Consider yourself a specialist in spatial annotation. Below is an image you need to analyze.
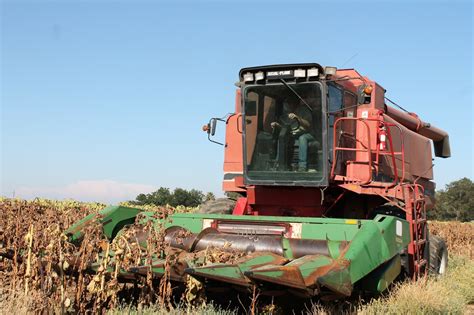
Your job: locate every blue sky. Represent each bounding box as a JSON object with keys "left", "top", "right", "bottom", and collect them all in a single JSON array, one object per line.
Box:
[{"left": 1, "top": 0, "right": 472, "bottom": 203}]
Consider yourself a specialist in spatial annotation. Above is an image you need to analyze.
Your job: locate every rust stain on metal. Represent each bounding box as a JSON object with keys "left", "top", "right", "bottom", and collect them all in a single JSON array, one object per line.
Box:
[
  {"left": 237, "top": 251, "right": 289, "bottom": 268},
  {"left": 302, "top": 243, "right": 353, "bottom": 296},
  {"left": 253, "top": 265, "right": 308, "bottom": 290}
]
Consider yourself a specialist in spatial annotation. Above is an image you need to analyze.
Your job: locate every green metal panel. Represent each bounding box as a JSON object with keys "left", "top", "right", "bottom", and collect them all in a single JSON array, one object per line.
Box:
[
  {"left": 150, "top": 212, "right": 368, "bottom": 242},
  {"left": 101, "top": 206, "right": 143, "bottom": 239},
  {"left": 187, "top": 253, "right": 287, "bottom": 287},
  {"left": 66, "top": 206, "right": 143, "bottom": 242},
  {"left": 343, "top": 215, "right": 409, "bottom": 283},
  {"left": 357, "top": 255, "right": 402, "bottom": 293},
  {"left": 164, "top": 213, "right": 364, "bottom": 225},
  {"left": 290, "top": 255, "right": 333, "bottom": 279}
]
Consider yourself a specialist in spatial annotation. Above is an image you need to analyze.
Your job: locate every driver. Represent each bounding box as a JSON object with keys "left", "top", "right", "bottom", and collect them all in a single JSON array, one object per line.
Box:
[{"left": 271, "top": 95, "right": 315, "bottom": 171}]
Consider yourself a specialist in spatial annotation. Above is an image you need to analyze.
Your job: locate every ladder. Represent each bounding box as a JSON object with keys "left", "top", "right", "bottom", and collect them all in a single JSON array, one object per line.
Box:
[{"left": 405, "top": 184, "right": 428, "bottom": 279}]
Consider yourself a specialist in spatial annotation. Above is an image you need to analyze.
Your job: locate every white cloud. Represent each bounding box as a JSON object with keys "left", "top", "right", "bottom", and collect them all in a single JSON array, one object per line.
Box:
[{"left": 14, "top": 180, "right": 156, "bottom": 204}]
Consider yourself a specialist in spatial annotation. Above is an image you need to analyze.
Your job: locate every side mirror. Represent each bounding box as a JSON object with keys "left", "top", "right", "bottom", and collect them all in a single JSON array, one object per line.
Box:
[
  {"left": 210, "top": 118, "right": 217, "bottom": 136},
  {"left": 203, "top": 117, "right": 226, "bottom": 145},
  {"left": 202, "top": 118, "right": 218, "bottom": 135}
]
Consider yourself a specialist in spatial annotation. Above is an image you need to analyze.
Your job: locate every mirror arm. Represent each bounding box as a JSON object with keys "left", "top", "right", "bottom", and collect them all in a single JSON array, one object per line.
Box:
[
  {"left": 206, "top": 117, "right": 226, "bottom": 146},
  {"left": 208, "top": 133, "right": 224, "bottom": 146}
]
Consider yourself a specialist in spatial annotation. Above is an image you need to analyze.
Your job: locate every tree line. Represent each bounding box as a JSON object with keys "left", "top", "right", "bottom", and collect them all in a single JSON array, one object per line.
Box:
[
  {"left": 428, "top": 177, "right": 473, "bottom": 222},
  {"left": 132, "top": 178, "right": 473, "bottom": 221},
  {"left": 132, "top": 187, "right": 215, "bottom": 208}
]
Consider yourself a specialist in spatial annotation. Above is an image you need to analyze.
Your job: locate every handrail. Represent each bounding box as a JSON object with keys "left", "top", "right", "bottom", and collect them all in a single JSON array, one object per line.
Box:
[
  {"left": 331, "top": 116, "right": 406, "bottom": 187},
  {"left": 374, "top": 119, "right": 406, "bottom": 187},
  {"left": 331, "top": 117, "right": 372, "bottom": 184}
]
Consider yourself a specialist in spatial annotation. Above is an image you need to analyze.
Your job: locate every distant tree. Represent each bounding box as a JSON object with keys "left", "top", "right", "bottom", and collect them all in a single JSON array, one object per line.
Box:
[
  {"left": 225, "top": 192, "right": 243, "bottom": 200},
  {"left": 135, "top": 193, "right": 148, "bottom": 205},
  {"left": 132, "top": 187, "right": 205, "bottom": 207},
  {"left": 429, "top": 178, "right": 474, "bottom": 222},
  {"left": 204, "top": 192, "right": 216, "bottom": 202},
  {"left": 171, "top": 188, "right": 204, "bottom": 207},
  {"left": 149, "top": 187, "right": 173, "bottom": 206}
]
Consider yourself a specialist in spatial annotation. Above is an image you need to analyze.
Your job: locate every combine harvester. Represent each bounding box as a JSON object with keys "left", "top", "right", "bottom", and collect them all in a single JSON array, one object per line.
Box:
[{"left": 68, "top": 63, "right": 450, "bottom": 299}]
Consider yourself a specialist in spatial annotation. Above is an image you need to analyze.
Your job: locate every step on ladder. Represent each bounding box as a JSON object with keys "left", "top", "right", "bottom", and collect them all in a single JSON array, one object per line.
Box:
[{"left": 405, "top": 184, "right": 428, "bottom": 279}]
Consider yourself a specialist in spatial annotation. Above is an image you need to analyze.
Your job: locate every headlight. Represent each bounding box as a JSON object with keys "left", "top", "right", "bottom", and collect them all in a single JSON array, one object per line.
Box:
[
  {"left": 243, "top": 72, "right": 254, "bottom": 82},
  {"left": 255, "top": 71, "right": 265, "bottom": 81},
  {"left": 307, "top": 68, "right": 319, "bottom": 77},
  {"left": 294, "top": 69, "right": 306, "bottom": 78},
  {"left": 324, "top": 66, "right": 337, "bottom": 76}
]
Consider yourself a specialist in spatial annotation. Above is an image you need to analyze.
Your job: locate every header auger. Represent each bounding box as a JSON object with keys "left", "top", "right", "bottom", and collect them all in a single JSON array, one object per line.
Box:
[{"left": 66, "top": 63, "right": 450, "bottom": 301}]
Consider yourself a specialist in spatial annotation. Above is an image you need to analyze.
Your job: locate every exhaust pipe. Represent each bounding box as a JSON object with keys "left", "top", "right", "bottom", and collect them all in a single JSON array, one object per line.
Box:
[{"left": 385, "top": 106, "right": 451, "bottom": 158}]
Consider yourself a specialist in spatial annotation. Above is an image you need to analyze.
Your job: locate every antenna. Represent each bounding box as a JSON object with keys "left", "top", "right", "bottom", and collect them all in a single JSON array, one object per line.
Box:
[{"left": 341, "top": 52, "right": 359, "bottom": 67}]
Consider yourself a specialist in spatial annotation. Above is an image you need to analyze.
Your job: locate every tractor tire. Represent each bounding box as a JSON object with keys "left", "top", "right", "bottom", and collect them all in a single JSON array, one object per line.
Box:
[
  {"left": 199, "top": 198, "right": 236, "bottom": 215},
  {"left": 428, "top": 234, "right": 448, "bottom": 275}
]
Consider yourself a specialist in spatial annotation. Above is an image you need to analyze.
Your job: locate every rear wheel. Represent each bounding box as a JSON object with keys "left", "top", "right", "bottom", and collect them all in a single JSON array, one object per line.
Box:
[
  {"left": 428, "top": 234, "right": 448, "bottom": 275},
  {"left": 199, "top": 198, "right": 236, "bottom": 214}
]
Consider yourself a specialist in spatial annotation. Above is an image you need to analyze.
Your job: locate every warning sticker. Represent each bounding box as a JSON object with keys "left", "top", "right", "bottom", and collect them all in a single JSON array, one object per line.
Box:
[{"left": 396, "top": 220, "right": 403, "bottom": 236}]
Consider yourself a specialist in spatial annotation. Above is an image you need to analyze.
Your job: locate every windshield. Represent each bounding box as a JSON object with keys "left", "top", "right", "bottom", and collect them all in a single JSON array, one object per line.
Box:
[{"left": 243, "top": 83, "right": 324, "bottom": 183}]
